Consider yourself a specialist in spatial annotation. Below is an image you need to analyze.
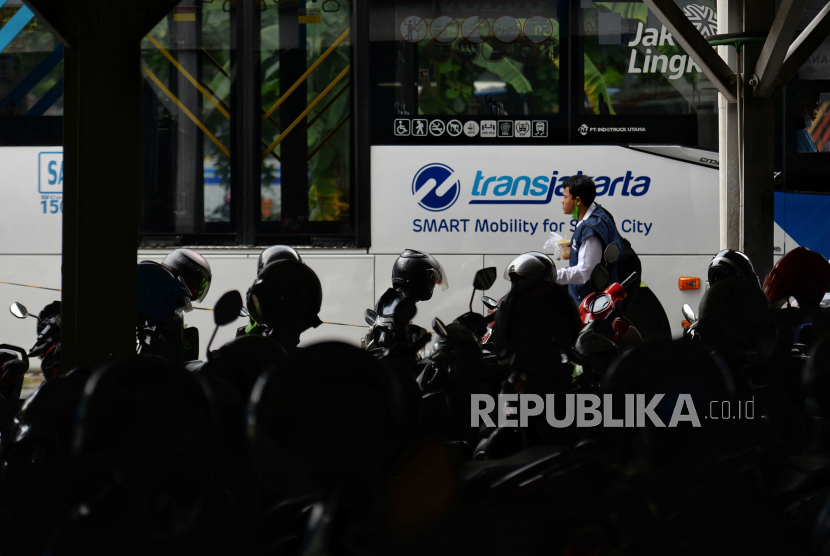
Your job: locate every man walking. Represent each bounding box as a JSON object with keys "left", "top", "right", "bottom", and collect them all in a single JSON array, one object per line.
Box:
[{"left": 555, "top": 175, "right": 624, "bottom": 303}]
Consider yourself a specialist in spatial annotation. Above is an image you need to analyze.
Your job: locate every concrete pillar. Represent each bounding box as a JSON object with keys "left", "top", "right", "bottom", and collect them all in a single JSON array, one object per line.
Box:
[
  {"left": 24, "top": 0, "right": 181, "bottom": 369},
  {"left": 718, "top": 0, "right": 740, "bottom": 251},
  {"left": 741, "top": 1, "right": 776, "bottom": 280},
  {"left": 718, "top": 0, "right": 776, "bottom": 280}
]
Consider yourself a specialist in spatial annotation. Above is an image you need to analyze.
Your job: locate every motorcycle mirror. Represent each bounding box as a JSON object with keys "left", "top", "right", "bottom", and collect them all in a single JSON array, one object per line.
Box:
[
  {"left": 470, "top": 267, "right": 498, "bottom": 312},
  {"left": 9, "top": 303, "right": 27, "bottom": 319},
  {"left": 473, "top": 267, "right": 498, "bottom": 291},
  {"left": 432, "top": 317, "right": 449, "bottom": 337},
  {"left": 591, "top": 265, "right": 611, "bottom": 291},
  {"left": 604, "top": 242, "right": 621, "bottom": 265},
  {"left": 214, "top": 291, "right": 243, "bottom": 327},
  {"left": 393, "top": 298, "right": 417, "bottom": 326},
  {"left": 207, "top": 291, "right": 243, "bottom": 355},
  {"left": 365, "top": 309, "right": 378, "bottom": 326},
  {"left": 682, "top": 303, "right": 697, "bottom": 324},
  {"left": 481, "top": 296, "right": 498, "bottom": 311}
]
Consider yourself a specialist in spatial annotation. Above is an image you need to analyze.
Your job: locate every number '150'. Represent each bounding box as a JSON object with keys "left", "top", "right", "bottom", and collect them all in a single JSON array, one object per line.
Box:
[{"left": 41, "top": 200, "right": 63, "bottom": 214}]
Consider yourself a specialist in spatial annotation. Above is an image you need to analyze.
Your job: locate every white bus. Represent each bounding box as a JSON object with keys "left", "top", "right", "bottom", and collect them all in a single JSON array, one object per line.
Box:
[{"left": 0, "top": 0, "right": 826, "bottom": 370}]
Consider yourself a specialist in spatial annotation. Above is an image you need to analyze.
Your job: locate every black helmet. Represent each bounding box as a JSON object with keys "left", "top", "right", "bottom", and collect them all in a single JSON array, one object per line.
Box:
[
  {"left": 503, "top": 252, "right": 554, "bottom": 282},
  {"left": 391, "top": 249, "right": 448, "bottom": 302},
  {"left": 493, "top": 278, "right": 580, "bottom": 378},
  {"left": 161, "top": 249, "right": 212, "bottom": 303},
  {"left": 708, "top": 249, "right": 759, "bottom": 287},
  {"left": 246, "top": 260, "right": 323, "bottom": 331},
  {"left": 136, "top": 261, "right": 192, "bottom": 324},
  {"left": 257, "top": 245, "right": 303, "bottom": 273},
  {"left": 695, "top": 279, "right": 777, "bottom": 368}
]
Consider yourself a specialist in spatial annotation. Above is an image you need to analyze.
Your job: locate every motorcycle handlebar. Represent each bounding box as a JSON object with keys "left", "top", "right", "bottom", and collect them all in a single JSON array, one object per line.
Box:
[{"left": 620, "top": 272, "right": 639, "bottom": 290}]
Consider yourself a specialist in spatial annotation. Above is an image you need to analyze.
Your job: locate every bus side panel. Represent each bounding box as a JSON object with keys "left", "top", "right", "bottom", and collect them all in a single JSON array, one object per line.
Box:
[
  {"left": 0, "top": 147, "right": 63, "bottom": 254},
  {"left": 301, "top": 255, "right": 376, "bottom": 346},
  {"left": 370, "top": 145, "right": 719, "bottom": 257},
  {"left": 638, "top": 255, "right": 712, "bottom": 338}
]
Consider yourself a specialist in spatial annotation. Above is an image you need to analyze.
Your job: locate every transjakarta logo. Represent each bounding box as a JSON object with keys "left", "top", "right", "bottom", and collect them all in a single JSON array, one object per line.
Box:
[
  {"left": 469, "top": 170, "right": 651, "bottom": 204},
  {"left": 412, "top": 163, "right": 460, "bottom": 212},
  {"left": 412, "top": 166, "right": 652, "bottom": 211}
]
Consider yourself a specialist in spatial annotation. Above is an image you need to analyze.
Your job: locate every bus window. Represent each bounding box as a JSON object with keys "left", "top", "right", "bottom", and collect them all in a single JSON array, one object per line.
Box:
[
  {"left": 0, "top": 1, "right": 62, "bottom": 145},
  {"left": 140, "top": 4, "right": 232, "bottom": 234},
  {"left": 369, "top": 0, "right": 565, "bottom": 143},
  {"left": 796, "top": 92, "right": 829, "bottom": 153},
  {"left": 260, "top": 0, "right": 352, "bottom": 228},
  {"left": 575, "top": 1, "right": 718, "bottom": 149}
]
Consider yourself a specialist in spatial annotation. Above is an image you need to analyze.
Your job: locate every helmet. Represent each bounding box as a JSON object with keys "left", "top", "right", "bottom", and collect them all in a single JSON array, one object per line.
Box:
[
  {"left": 708, "top": 249, "right": 759, "bottom": 286},
  {"left": 503, "top": 252, "right": 554, "bottom": 282},
  {"left": 257, "top": 245, "right": 303, "bottom": 273},
  {"left": 602, "top": 339, "right": 735, "bottom": 468},
  {"left": 763, "top": 247, "right": 830, "bottom": 310},
  {"left": 161, "top": 249, "right": 212, "bottom": 303},
  {"left": 391, "top": 249, "right": 448, "bottom": 302},
  {"left": 246, "top": 260, "right": 323, "bottom": 330},
  {"left": 493, "top": 278, "right": 580, "bottom": 378},
  {"left": 137, "top": 261, "right": 193, "bottom": 324},
  {"left": 696, "top": 279, "right": 777, "bottom": 367}
]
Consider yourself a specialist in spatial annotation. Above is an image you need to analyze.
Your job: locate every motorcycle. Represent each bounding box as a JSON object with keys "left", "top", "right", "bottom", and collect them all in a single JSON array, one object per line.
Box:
[
  {"left": 572, "top": 243, "right": 643, "bottom": 387},
  {"left": 135, "top": 261, "right": 199, "bottom": 364},
  {"left": 363, "top": 294, "right": 429, "bottom": 355},
  {"left": 10, "top": 301, "right": 61, "bottom": 380},
  {"left": 415, "top": 268, "right": 503, "bottom": 447}
]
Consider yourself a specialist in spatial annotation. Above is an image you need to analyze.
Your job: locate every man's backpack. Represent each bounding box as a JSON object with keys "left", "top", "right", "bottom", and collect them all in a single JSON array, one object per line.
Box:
[
  {"left": 602, "top": 205, "right": 641, "bottom": 301},
  {"left": 616, "top": 236, "right": 642, "bottom": 300}
]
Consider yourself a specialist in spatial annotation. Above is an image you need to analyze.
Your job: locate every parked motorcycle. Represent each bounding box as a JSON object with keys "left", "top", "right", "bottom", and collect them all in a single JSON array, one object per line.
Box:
[
  {"left": 415, "top": 268, "right": 501, "bottom": 445},
  {"left": 10, "top": 301, "right": 61, "bottom": 380},
  {"left": 135, "top": 261, "right": 198, "bottom": 364},
  {"left": 572, "top": 243, "right": 643, "bottom": 387}
]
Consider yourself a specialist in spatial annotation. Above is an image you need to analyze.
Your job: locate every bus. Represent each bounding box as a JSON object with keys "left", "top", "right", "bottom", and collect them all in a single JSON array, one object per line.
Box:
[{"left": 0, "top": 0, "right": 826, "bottom": 370}]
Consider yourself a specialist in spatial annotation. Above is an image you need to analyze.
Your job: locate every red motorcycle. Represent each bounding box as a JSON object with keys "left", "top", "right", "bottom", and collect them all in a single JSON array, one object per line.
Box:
[{"left": 578, "top": 271, "right": 640, "bottom": 342}]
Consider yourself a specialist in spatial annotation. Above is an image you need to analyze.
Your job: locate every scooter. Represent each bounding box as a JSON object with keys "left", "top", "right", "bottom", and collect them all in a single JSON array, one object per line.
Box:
[
  {"left": 572, "top": 243, "right": 643, "bottom": 385},
  {"left": 10, "top": 301, "right": 60, "bottom": 380},
  {"left": 415, "top": 268, "right": 502, "bottom": 447}
]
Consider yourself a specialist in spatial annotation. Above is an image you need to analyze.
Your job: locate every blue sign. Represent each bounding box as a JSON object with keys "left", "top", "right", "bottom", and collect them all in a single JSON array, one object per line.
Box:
[
  {"left": 412, "top": 163, "right": 460, "bottom": 212},
  {"left": 38, "top": 151, "right": 63, "bottom": 194}
]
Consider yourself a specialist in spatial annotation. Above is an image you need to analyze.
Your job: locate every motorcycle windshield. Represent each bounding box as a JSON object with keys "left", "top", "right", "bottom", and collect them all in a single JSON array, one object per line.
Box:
[{"left": 503, "top": 253, "right": 548, "bottom": 281}]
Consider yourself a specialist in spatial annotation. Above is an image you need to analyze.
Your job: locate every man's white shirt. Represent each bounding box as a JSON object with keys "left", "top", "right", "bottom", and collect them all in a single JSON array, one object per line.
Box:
[{"left": 555, "top": 203, "right": 601, "bottom": 286}]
